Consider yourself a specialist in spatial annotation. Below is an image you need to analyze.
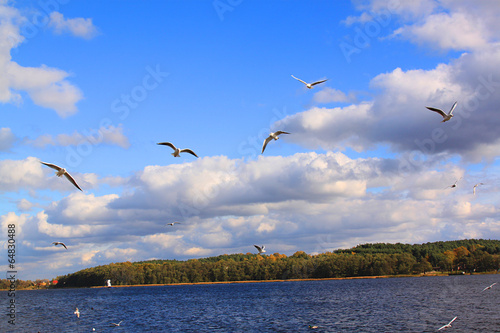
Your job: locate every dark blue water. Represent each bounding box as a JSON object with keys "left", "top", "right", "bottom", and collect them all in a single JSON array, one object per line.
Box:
[{"left": 2, "top": 274, "right": 499, "bottom": 332}]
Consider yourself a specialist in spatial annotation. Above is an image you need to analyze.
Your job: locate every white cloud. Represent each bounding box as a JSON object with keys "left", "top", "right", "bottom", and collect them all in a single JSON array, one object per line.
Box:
[
  {"left": 48, "top": 12, "right": 98, "bottom": 39},
  {"left": 312, "top": 87, "right": 355, "bottom": 104},
  {"left": 0, "top": 4, "right": 83, "bottom": 116}
]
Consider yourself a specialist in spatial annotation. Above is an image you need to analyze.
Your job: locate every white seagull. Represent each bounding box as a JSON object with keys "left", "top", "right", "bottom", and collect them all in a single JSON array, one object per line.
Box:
[
  {"left": 157, "top": 142, "right": 198, "bottom": 158},
  {"left": 262, "top": 131, "right": 290, "bottom": 154},
  {"left": 438, "top": 316, "right": 457, "bottom": 330},
  {"left": 111, "top": 321, "right": 123, "bottom": 327},
  {"left": 482, "top": 282, "right": 497, "bottom": 292},
  {"left": 445, "top": 177, "right": 462, "bottom": 189},
  {"left": 473, "top": 183, "right": 484, "bottom": 196},
  {"left": 291, "top": 75, "right": 328, "bottom": 89},
  {"left": 167, "top": 222, "right": 181, "bottom": 226},
  {"left": 74, "top": 307, "right": 80, "bottom": 318},
  {"left": 52, "top": 241, "right": 68, "bottom": 250},
  {"left": 254, "top": 245, "right": 266, "bottom": 254},
  {"left": 426, "top": 101, "right": 457, "bottom": 122},
  {"left": 41, "top": 162, "right": 83, "bottom": 191}
]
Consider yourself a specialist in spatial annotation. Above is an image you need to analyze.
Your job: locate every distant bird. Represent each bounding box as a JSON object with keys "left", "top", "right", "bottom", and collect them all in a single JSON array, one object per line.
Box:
[
  {"left": 291, "top": 75, "right": 328, "bottom": 89},
  {"left": 482, "top": 282, "right": 497, "bottom": 292},
  {"left": 167, "top": 222, "right": 181, "bottom": 226},
  {"left": 438, "top": 316, "right": 457, "bottom": 330},
  {"left": 74, "top": 307, "right": 80, "bottom": 318},
  {"left": 110, "top": 321, "right": 123, "bottom": 327},
  {"left": 308, "top": 325, "right": 319, "bottom": 329},
  {"left": 157, "top": 142, "right": 198, "bottom": 158},
  {"left": 445, "top": 177, "right": 462, "bottom": 189},
  {"left": 473, "top": 183, "right": 484, "bottom": 195},
  {"left": 254, "top": 245, "right": 266, "bottom": 254},
  {"left": 52, "top": 242, "right": 68, "bottom": 250},
  {"left": 426, "top": 101, "right": 457, "bottom": 122},
  {"left": 41, "top": 162, "right": 82, "bottom": 191},
  {"left": 262, "top": 131, "right": 290, "bottom": 154}
]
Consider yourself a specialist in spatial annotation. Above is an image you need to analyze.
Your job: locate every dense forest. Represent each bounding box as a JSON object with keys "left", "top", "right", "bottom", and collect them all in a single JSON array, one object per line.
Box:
[{"left": 54, "top": 239, "right": 500, "bottom": 288}]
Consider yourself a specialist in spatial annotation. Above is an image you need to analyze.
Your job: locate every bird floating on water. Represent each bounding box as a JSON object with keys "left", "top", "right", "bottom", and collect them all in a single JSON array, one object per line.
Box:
[
  {"left": 262, "top": 131, "right": 290, "bottom": 154},
  {"left": 157, "top": 142, "right": 198, "bottom": 158},
  {"left": 254, "top": 245, "right": 266, "bottom": 254},
  {"left": 52, "top": 242, "right": 68, "bottom": 250},
  {"left": 41, "top": 162, "right": 83, "bottom": 191},
  {"left": 445, "top": 177, "right": 462, "bottom": 189},
  {"left": 473, "top": 183, "right": 484, "bottom": 196},
  {"left": 438, "top": 316, "right": 457, "bottom": 330},
  {"left": 167, "top": 222, "right": 181, "bottom": 226},
  {"left": 426, "top": 101, "right": 457, "bottom": 122},
  {"left": 482, "top": 282, "right": 497, "bottom": 292},
  {"left": 291, "top": 75, "right": 328, "bottom": 89},
  {"left": 110, "top": 321, "right": 123, "bottom": 327},
  {"left": 74, "top": 307, "right": 80, "bottom": 318}
]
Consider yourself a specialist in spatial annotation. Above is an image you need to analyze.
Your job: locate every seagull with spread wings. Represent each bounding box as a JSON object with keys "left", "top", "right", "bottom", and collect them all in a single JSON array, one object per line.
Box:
[
  {"left": 254, "top": 245, "right": 266, "bottom": 254},
  {"left": 167, "top": 222, "right": 181, "bottom": 226},
  {"left": 291, "top": 75, "right": 328, "bottom": 89},
  {"left": 426, "top": 101, "right": 457, "bottom": 122},
  {"left": 110, "top": 321, "right": 123, "bottom": 327},
  {"left": 445, "top": 177, "right": 462, "bottom": 189},
  {"left": 482, "top": 282, "right": 497, "bottom": 292},
  {"left": 41, "top": 162, "right": 83, "bottom": 191},
  {"left": 157, "top": 142, "right": 198, "bottom": 158},
  {"left": 262, "top": 131, "right": 290, "bottom": 154},
  {"left": 52, "top": 242, "right": 68, "bottom": 250},
  {"left": 473, "top": 183, "right": 484, "bottom": 195},
  {"left": 438, "top": 316, "right": 457, "bottom": 330}
]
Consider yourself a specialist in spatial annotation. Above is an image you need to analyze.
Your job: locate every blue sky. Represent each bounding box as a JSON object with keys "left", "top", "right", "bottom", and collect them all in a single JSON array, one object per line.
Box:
[{"left": 1, "top": 0, "right": 500, "bottom": 280}]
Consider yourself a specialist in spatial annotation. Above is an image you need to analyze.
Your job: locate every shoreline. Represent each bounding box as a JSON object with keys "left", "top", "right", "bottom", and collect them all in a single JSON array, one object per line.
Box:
[{"left": 5, "top": 271, "right": 498, "bottom": 291}]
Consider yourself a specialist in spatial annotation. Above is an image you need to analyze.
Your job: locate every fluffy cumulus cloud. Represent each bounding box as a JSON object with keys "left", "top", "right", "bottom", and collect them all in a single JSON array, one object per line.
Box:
[
  {"left": 48, "top": 12, "right": 99, "bottom": 39},
  {"left": 278, "top": 44, "right": 500, "bottom": 162},
  {"left": 0, "top": 4, "right": 86, "bottom": 117},
  {"left": 8, "top": 150, "right": 500, "bottom": 279},
  {"left": 0, "top": 127, "right": 16, "bottom": 151}
]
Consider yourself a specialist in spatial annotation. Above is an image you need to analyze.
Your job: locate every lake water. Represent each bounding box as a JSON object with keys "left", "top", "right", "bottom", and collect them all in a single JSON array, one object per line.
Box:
[{"left": 2, "top": 274, "right": 499, "bottom": 332}]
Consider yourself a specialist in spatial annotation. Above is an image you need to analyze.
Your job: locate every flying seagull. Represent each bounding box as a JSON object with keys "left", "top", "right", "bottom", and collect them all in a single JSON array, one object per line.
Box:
[
  {"left": 110, "top": 321, "right": 123, "bottom": 327},
  {"left": 473, "top": 183, "right": 484, "bottom": 195},
  {"left": 482, "top": 282, "right": 497, "bottom": 292},
  {"left": 52, "top": 242, "right": 68, "bottom": 250},
  {"left": 445, "top": 177, "right": 462, "bottom": 189},
  {"left": 438, "top": 316, "right": 457, "bottom": 330},
  {"left": 41, "top": 162, "right": 83, "bottom": 191},
  {"left": 254, "top": 245, "right": 266, "bottom": 254},
  {"left": 291, "top": 75, "right": 328, "bottom": 89},
  {"left": 167, "top": 222, "right": 181, "bottom": 226},
  {"left": 262, "top": 131, "right": 290, "bottom": 154},
  {"left": 74, "top": 307, "right": 80, "bottom": 318},
  {"left": 426, "top": 101, "right": 457, "bottom": 122},
  {"left": 157, "top": 142, "right": 198, "bottom": 158}
]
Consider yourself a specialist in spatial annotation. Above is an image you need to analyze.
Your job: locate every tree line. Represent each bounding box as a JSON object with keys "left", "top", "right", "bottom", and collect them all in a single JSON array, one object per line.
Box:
[{"left": 53, "top": 239, "right": 500, "bottom": 288}]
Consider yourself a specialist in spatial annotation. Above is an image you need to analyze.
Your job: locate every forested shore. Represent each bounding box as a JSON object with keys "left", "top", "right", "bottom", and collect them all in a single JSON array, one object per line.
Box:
[{"left": 50, "top": 239, "right": 500, "bottom": 288}]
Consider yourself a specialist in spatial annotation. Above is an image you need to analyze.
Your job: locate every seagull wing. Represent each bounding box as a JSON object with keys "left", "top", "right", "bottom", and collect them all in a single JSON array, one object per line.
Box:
[
  {"left": 41, "top": 162, "right": 62, "bottom": 172},
  {"left": 254, "top": 245, "right": 262, "bottom": 252},
  {"left": 275, "top": 131, "right": 290, "bottom": 136},
  {"left": 310, "top": 79, "right": 328, "bottom": 86},
  {"left": 448, "top": 317, "right": 457, "bottom": 325},
  {"left": 180, "top": 149, "right": 198, "bottom": 158},
  {"left": 157, "top": 142, "right": 177, "bottom": 151},
  {"left": 426, "top": 106, "right": 447, "bottom": 118},
  {"left": 60, "top": 242, "right": 68, "bottom": 250},
  {"left": 64, "top": 172, "right": 83, "bottom": 191},
  {"left": 261, "top": 136, "right": 273, "bottom": 154},
  {"left": 291, "top": 75, "right": 308, "bottom": 85},
  {"left": 448, "top": 101, "right": 458, "bottom": 115}
]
